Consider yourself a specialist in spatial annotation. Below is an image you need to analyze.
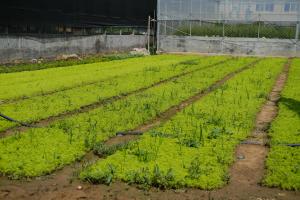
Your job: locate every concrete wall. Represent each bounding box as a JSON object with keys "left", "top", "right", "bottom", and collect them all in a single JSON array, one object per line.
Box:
[
  {"left": 158, "top": 36, "right": 300, "bottom": 57},
  {"left": 0, "top": 35, "right": 147, "bottom": 62}
]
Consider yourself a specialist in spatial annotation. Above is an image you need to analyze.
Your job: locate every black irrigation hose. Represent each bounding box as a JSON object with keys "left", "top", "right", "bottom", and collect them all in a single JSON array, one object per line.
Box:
[
  {"left": 0, "top": 113, "right": 36, "bottom": 128},
  {"left": 116, "top": 131, "right": 144, "bottom": 136},
  {"left": 285, "top": 144, "right": 300, "bottom": 147}
]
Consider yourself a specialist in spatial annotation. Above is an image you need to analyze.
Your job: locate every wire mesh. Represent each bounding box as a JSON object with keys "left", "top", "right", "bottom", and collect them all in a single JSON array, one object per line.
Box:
[
  {"left": 158, "top": 0, "right": 300, "bottom": 40},
  {"left": 0, "top": 25, "right": 148, "bottom": 37}
]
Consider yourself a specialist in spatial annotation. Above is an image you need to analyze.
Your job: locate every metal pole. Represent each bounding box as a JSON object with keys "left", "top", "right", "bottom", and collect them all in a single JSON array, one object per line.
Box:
[
  {"left": 258, "top": 22, "right": 261, "bottom": 39},
  {"left": 199, "top": 0, "right": 202, "bottom": 26},
  {"left": 179, "top": 0, "right": 182, "bottom": 26},
  {"left": 164, "top": 2, "right": 167, "bottom": 35},
  {"left": 156, "top": 0, "right": 161, "bottom": 52},
  {"left": 223, "top": 1, "right": 226, "bottom": 37},
  {"left": 258, "top": 14, "right": 261, "bottom": 39},
  {"left": 296, "top": 2, "right": 300, "bottom": 55},
  {"left": 147, "top": 16, "right": 151, "bottom": 54},
  {"left": 222, "top": 21, "right": 225, "bottom": 37},
  {"left": 189, "top": 0, "right": 192, "bottom": 36},
  {"left": 153, "top": 10, "right": 156, "bottom": 51},
  {"left": 164, "top": 21, "right": 167, "bottom": 35},
  {"left": 221, "top": 1, "right": 226, "bottom": 53},
  {"left": 296, "top": 4, "right": 300, "bottom": 40},
  {"left": 296, "top": 23, "right": 299, "bottom": 40}
]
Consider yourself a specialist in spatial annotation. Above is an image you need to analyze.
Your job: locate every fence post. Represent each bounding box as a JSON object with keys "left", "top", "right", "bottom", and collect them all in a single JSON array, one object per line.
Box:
[
  {"left": 295, "top": 23, "right": 299, "bottom": 56},
  {"left": 258, "top": 21, "right": 261, "bottom": 39},
  {"left": 156, "top": 0, "right": 160, "bottom": 52},
  {"left": 189, "top": 0, "right": 192, "bottom": 36},
  {"left": 296, "top": 23, "right": 299, "bottom": 40},
  {"left": 221, "top": 20, "right": 225, "bottom": 54},
  {"left": 147, "top": 16, "right": 151, "bottom": 54},
  {"left": 164, "top": 21, "right": 167, "bottom": 35},
  {"left": 222, "top": 20, "right": 225, "bottom": 37},
  {"left": 257, "top": 14, "right": 261, "bottom": 39}
]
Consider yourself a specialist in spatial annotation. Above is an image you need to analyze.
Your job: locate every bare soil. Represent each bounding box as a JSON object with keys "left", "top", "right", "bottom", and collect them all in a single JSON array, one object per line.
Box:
[
  {"left": 1, "top": 59, "right": 299, "bottom": 200},
  {"left": 211, "top": 58, "right": 298, "bottom": 200}
]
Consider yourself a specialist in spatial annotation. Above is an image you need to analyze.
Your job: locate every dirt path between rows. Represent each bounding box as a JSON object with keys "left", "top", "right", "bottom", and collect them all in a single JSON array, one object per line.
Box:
[
  {"left": 1, "top": 59, "right": 299, "bottom": 200},
  {"left": 1, "top": 58, "right": 233, "bottom": 137},
  {"left": 209, "top": 58, "right": 299, "bottom": 200}
]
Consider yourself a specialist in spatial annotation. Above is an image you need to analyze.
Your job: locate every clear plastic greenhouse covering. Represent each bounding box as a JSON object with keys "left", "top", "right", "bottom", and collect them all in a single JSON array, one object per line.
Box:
[
  {"left": 158, "top": 0, "right": 219, "bottom": 21},
  {"left": 157, "top": 0, "right": 300, "bottom": 40},
  {"left": 157, "top": 0, "right": 300, "bottom": 22}
]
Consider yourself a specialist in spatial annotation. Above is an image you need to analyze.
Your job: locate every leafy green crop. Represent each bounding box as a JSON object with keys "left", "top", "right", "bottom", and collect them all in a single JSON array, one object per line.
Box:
[
  {"left": 175, "top": 23, "right": 296, "bottom": 39},
  {"left": 80, "top": 58, "right": 284, "bottom": 189},
  {"left": 0, "top": 55, "right": 200, "bottom": 101},
  {"left": 0, "top": 55, "right": 228, "bottom": 131},
  {"left": 0, "top": 57, "right": 254, "bottom": 178},
  {"left": 263, "top": 59, "right": 300, "bottom": 190}
]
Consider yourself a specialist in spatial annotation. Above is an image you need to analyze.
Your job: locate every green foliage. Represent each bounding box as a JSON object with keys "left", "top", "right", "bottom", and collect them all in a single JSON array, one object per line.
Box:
[
  {"left": 126, "top": 167, "right": 152, "bottom": 189},
  {"left": 0, "top": 55, "right": 199, "bottom": 101},
  {"left": 175, "top": 23, "right": 296, "bottom": 39},
  {"left": 93, "top": 142, "right": 130, "bottom": 157},
  {"left": 152, "top": 165, "right": 176, "bottom": 189},
  {"left": 2, "top": 55, "right": 293, "bottom": 191},
  {"left": 123, "top": 165, "right": 177, "bottom": 189},
  {"left": 81, "top": 163, "right": 117, "bottom": 185},
  {"left": 178, "top": 60, "right": 199, "bottom": 66},
  {"left": 187, "top": 157, "right": 202, "bottom": 179},
  {"left": 0, "top": 55, "right": 216, "bottom": 131},
  {"left": 264, "top": 146, "right": 300, "bottom": 190},
  {"left": 263, "top": 59, "right": 300, "bottom": 190},
  {"left": 80, "top": 58, "right": 285, "bottom": 189},
  {"left": 0, "top": 55, "right": 250, "bottom": 178}
]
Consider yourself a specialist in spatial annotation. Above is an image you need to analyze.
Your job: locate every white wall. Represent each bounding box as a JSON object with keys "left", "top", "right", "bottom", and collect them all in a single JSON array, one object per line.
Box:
[
  {"left": 0, "top": 35, "right": 147, "bottom": 62},
  {"left": 158, "top": 35, "right": 300, "bottom": 57}
]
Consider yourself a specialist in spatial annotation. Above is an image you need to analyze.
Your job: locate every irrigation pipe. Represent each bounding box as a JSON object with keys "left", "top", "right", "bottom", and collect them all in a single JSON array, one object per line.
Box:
[
  {"left": 0, "top": 113, "right": 36, "bottom": 128},
  {"left": 285, "top": 144, "right": 300, "bottom": 147},
  {"left": 116, "top": 131, "right": 144, "bottom": 136}
]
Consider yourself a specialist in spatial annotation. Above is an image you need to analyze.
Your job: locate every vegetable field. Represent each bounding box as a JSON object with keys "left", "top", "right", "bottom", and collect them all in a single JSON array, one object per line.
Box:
[{"left": 0, "top": 54, "right": 299, "bottom": 196}]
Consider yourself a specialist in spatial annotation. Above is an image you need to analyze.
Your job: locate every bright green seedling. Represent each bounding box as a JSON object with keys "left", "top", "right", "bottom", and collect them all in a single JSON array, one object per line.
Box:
[
  {"left": 263, "top": 58, "right": 300, "bottom": 190},
  {"left": 80, "top": 58, "right": 285, "bottom": 190},
  {"left": 0, "top": 56, "right": 254, "bottom": 178},
  {"left": 0, "top": 54, "right": 200, "bottom": 101},
  {"left": 0, "top": 55, "right": 228, "bottom": 131}
]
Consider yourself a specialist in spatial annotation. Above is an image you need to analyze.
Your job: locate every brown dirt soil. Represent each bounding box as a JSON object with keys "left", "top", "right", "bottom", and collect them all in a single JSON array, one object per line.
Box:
[
  {"left": 1, "top": 59, "right": 299, "bottom": 200},
  {"left": 211, "top": 58, "right": 299, "bottom": 200},
  {"left": 0, "top": 58, "right": 232, "bottom": 138},
  {"left": 1, "top": 164, "right": 299, "bottom": 200}
]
